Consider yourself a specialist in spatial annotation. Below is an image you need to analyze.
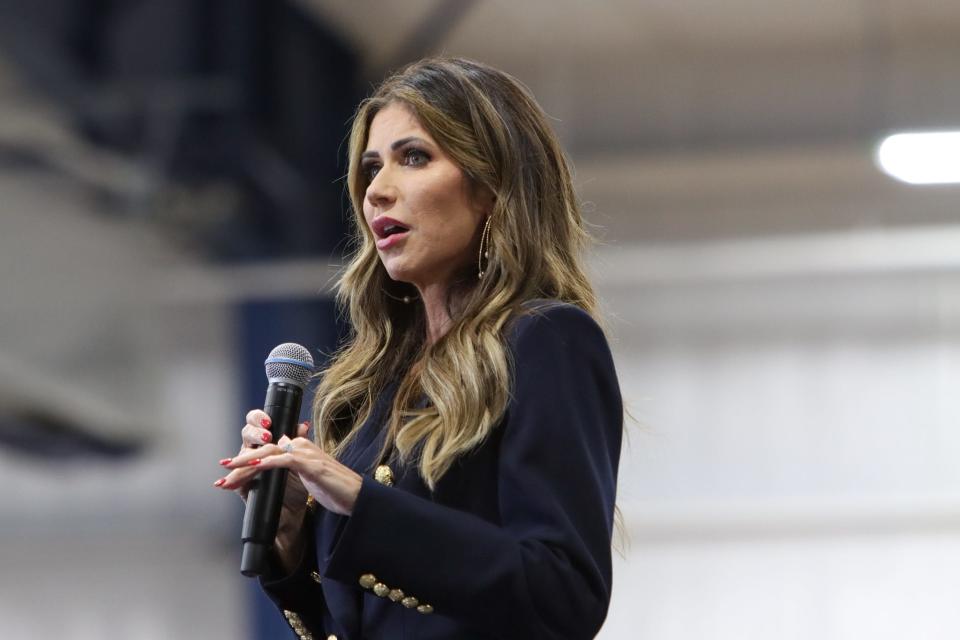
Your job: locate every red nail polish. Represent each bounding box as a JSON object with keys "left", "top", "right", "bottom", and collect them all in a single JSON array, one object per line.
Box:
[
  {"left": 249, "top": 458, "right": 261, "bottom": 466},
  {"left": 213, "top": 478, "right": 226, "bottom": 487},
  {"left": 219, "top": 458, "right": 232, "bottom": 466},
  {"left": 260, "top": 417, "right": 271, "bottom": 428},
  {"left": 304, "top": 420, "right": 311, "bottom": 428},
  {"left": 261, "top": 432, "right": 271, "bottom": 443}
]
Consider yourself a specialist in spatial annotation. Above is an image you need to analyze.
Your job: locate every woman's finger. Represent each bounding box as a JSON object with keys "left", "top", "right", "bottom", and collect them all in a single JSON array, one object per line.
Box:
[
  {"left": 241, "top": 423, "right": 272, "bottom": 448},
  {"left": 274, "top": 433, "right": 314, "bottom": 457},
  {"left": 215, "top": 463, "right": 264, "bottom": 490},
  {"left": 245, "top": 409, "right": 272, "bottom": 430},
  {"left": 244, "top": 452, "right": 299, "bottom": 475},
  {"left": 263, "top": 421, "right": 308, "bottom": 445},
  {"left": 223, "top": 442, "right": 283, "bottom": 469},
  {"left": 245, "top": 435, "right": 315, "bottom": 475},
  {"left": 215, "top": 438, "right": 307, "bottom": 489},
  {"left": 214, "top": 423, "right": 313, "bottom": 495}
]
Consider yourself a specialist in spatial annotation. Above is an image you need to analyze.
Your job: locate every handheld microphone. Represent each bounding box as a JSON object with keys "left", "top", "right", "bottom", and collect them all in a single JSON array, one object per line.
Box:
[{"left": 240, "top": 343, "right": 314, "bottom": 577}]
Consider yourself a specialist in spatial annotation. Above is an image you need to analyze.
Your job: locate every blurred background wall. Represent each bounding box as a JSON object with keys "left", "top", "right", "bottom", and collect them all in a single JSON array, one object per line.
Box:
[{"left": 1, "top": 1, "right": 959, "bottom": 638}]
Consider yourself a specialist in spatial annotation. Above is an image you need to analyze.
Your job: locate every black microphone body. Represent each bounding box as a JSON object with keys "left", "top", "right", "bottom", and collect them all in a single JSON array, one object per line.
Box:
[{"left": 240, "top": 382, "right": 303, "bottom": 576}]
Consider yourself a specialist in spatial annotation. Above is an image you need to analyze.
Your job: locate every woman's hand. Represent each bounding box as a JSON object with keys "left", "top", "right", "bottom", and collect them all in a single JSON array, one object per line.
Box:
[
  {"left": 215, "top": 408, "right": 299, "bottom": 503},
  {"left": 214, "top": 409, "right": 363, "bottom": 516}
]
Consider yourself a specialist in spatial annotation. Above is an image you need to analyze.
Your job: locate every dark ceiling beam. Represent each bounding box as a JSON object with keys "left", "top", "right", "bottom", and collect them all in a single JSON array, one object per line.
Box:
[{"left": 0, "top": 0, "right": 361, "bottom": 258}]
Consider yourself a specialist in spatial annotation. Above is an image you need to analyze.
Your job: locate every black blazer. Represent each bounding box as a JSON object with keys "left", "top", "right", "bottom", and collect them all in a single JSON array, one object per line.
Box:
[{"left": 261, "top": 301, "right": 623, "bottom": 639}]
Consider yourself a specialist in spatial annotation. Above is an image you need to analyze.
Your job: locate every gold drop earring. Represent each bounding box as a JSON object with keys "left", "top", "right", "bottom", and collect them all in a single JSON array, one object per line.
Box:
[{"left": 477, "top": 216, "right": 492, "bottom": 279}]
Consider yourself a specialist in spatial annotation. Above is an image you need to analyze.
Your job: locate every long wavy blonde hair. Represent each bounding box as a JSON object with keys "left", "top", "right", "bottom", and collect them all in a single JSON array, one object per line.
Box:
[{"left": 312, "top": 57, "right": 600, "bottom": 489}]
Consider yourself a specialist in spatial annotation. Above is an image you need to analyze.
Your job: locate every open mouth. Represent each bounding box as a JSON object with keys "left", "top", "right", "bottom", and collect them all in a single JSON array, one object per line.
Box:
[
  {"left": 372, "top": 216, "right": 412, "bottom": 250},
  {"left": 372, "top": 216, "right": 411, "bottom": 249},
  {"left": 372, "top": 216, "right": 411, "bottom": 239},
  {"left": 381, "top": 223, "right": 408, "bottom": 237}
]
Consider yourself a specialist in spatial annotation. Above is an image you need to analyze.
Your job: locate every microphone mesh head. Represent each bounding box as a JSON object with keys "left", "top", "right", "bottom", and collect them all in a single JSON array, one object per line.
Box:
[{"left": 264, "top": 343, "right": 314, "bottom": 388}]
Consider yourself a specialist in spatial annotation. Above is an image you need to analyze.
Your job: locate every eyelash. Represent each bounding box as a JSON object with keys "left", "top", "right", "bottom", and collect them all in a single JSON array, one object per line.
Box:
[
  {"left": 363, "top": 148, "right": 431, "bottom": 182},
  {"left": 403, "top": 148, "right": 430, "bottom": 167}
]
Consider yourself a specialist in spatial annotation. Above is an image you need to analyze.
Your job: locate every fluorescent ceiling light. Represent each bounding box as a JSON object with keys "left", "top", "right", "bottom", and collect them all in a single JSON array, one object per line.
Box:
[{"left": 875, "top": 130, "right": 960, "bottom": 185}]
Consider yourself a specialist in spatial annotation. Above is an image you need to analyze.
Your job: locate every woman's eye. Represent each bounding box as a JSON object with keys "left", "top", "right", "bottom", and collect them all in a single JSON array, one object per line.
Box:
[
  {"left": 363, "top": 163, "right": 381, "bottom": 181},
  {"left": 403, "top": 148, "right": 430, "bottom": 167}
]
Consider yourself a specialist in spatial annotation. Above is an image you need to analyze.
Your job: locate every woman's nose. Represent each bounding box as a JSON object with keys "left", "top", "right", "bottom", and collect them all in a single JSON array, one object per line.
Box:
[{"left": 366, "top": 169, "right": 397, "bottom": 209}]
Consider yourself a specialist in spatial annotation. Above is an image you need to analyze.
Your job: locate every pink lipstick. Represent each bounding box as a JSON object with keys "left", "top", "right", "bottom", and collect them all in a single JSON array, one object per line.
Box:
[{"left": 372, "top": 216, "right": 411, "bottom": 250}]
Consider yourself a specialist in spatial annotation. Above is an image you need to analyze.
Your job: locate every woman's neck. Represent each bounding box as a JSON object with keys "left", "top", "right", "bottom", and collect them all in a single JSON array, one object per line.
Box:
[{"left": 417, "top": 282, "right": 452, "bottom": 346}]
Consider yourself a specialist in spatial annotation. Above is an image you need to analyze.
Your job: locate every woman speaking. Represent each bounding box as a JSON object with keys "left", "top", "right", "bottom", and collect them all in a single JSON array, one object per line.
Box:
[{"left": 214, "top": 57, "right": 623, "bottom": 640}]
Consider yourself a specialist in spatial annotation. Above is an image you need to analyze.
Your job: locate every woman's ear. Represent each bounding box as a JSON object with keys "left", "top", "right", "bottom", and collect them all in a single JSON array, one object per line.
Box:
[{"left": 474, "top": 185, "right": 497, "bottom": 218}]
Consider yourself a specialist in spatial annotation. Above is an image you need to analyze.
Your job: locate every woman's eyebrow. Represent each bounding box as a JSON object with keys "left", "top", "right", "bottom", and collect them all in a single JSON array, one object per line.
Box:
[
  {"left": 362, "top": 136, "right": 428, "bottom": 160},
  {"left": 390, "top": 136, "right": 426, "bottom": 149}
]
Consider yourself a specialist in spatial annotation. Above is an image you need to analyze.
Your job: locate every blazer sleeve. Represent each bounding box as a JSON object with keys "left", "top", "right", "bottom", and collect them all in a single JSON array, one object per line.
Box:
[
  {"left": 258, "top": 508, "right": 327, "bottom": 637},
  {"left": 323, "top": 303, "right": 623, "bottom": 639}
]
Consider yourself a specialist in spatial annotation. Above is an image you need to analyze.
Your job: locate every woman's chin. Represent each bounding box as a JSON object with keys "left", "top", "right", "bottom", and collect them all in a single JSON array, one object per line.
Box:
[{"left": 382, "top": 262, "right": 417, "bottom": 285}]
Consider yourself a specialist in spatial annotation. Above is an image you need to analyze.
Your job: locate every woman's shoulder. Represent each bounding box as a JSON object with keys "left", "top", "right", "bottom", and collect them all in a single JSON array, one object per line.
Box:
[
  {"left": 506, "top": 298, "right": 607, "bottom": 350},
  {"left": 504, "top": 298, "right": 621, "bottom": 410}
]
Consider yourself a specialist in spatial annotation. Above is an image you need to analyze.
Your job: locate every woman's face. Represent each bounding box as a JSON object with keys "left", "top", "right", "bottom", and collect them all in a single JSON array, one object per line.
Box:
[{"left": 361, "top": 102, "right": 490, "bottom": 292}]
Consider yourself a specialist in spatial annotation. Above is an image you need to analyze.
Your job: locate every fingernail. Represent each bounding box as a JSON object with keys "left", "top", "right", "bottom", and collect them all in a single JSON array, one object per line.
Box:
[
  {"left": 213, "top": 478, "right": 226, "bottom": 487},
  {"left": 219, "top": 458, "right": 232, "bottom": 466},
  {"left": 249, "top": 459, "right": 261, "bottom": 466},
  {"left": 260, "top": 417, "right": 271, "bottom": 428},
  {"left": 304, "top": 420, "right": 311, "bottom": 428},
  {"left": 261, "top": 431, "right": 271, "bottom": 443}
]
